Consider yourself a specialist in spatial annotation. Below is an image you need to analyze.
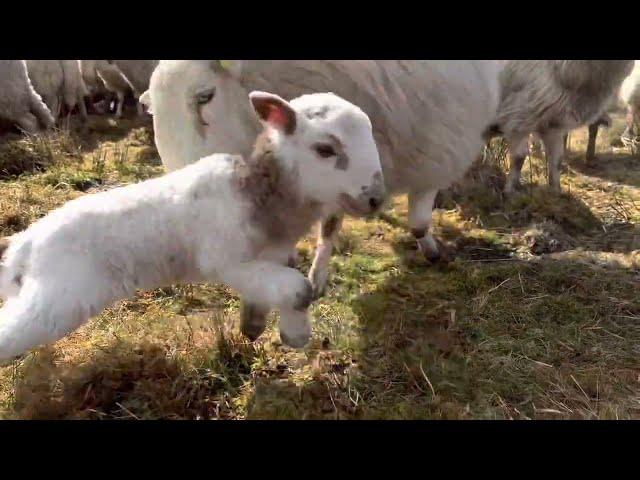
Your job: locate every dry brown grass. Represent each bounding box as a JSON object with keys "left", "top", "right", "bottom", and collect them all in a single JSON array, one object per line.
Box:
[{"left": 0, "top": 111, "right": 639, "bottom": 419}]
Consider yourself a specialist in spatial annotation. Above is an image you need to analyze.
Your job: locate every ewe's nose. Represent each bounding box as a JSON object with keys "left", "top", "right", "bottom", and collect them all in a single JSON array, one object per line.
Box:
[{"left": 362, "top": 171, "right": 386, "bottom": 212}]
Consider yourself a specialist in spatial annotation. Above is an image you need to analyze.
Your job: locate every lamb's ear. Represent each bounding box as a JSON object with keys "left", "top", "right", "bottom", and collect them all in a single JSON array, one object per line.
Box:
[
  {"left": 139, "top": 90, "right": 153, "bottom": 115},
  {"left": 249, "top": 91, "right": 297, "bottom": 135}
]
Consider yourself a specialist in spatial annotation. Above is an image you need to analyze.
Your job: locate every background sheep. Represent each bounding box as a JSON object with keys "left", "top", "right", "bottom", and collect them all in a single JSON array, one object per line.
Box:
[
  {"left": 142, "top": 60, "right": 502, "bottom": 298},
  {"left": 0, "top": 90, "right": 384, "bottom": 361},
  {"left": 620, "top": 60, "right": 640, "bottom": 145},
  {"left": 109, "top": 60, "right": 158, "bottom": 114},
  {"left": 488, "top": 60, "right": 634, "bottom": 194},
  {"left": 0, "top": 60, "right": 55, "bottom": 133},
  {"left": 79, "top": 60, "right": 132, "bottom": 118},
  {"left": 25, "top": 60, "right": 88, "bottom": 122},
  {"left": 584, "top": 60, "right": 640, "bottom": 154}
]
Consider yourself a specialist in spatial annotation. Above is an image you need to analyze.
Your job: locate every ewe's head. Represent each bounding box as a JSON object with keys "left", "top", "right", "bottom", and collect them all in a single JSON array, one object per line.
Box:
[
  {"left": 249, "top": 91, "right": 385, "bottom": 216},
  {"left": 142, "top": 60, "right": 257, "bottom": 172}
]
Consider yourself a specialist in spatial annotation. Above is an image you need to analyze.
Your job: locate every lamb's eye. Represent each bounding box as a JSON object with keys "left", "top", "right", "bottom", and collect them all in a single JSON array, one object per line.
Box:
[
  {"left": 314, "top": 144, "right": 336, "bottom": 158},
  {"left": 196, "top": 88, "right": 216, "bottom": 105}
]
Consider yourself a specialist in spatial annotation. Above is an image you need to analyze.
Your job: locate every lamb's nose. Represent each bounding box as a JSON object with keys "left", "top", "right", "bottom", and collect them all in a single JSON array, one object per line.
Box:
[{"left": 369, "top": 197, "right": 380, "bottom": 209}]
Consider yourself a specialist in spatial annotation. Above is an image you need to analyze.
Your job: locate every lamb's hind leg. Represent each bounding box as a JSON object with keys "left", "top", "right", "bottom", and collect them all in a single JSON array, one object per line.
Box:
[
  {"left": 220, "top": 261, "right": 313, "bottom": 348},
  {"left": 408, "top": 190, "right": 441, "bottom": 262},
  {"left": 308, "top": 212, "right": 344, "bottom": 299},
  {"left": 0, "top": 278, "right": 109, "bottom": 364}
]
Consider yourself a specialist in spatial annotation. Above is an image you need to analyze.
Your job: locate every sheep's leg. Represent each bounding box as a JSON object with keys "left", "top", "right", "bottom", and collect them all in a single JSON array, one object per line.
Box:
[
  {"left": 622, "top": 106, "right": 636, "bottom": 140},
  {"left": 563, "top": 133, "right": 569, "bottom": 154},
  {"left": 408, "top": 190, "right": 441, "bottom": 262},
  {"left": 114, "top": 91, "right": 125, "bottom": 118},
  {"left": 586, "top": 123, "right": 599, "bottom": 163},
  {"left": 308, "top": 213, "right": 344, "bottom": 299},
  {"left": 541, "top": 130, "right": 565, "bottom": 193},
  {"left": 47, "top": 95, "right": 60, "bottom": 124},
  {"left": 77, "top": 92, "right": 88, "bottom": 121},
  {"left": 220, "top": 261, "right": 313, "bottom": 348},
  {"left": 504, "top": 135, "right": 530, "bottom": 194}
]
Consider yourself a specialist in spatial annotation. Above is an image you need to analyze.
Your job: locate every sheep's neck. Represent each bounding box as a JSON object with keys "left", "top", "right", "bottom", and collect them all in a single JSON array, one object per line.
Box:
[{"left": 234, "top": 139, "right": 322, "bottom": 246}]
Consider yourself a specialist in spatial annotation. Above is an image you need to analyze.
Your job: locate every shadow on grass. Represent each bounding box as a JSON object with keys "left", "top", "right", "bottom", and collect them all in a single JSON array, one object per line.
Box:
[
  {"left": 6, "top": 328, "right": 257, "bottom": 420},
  {"left": 566, "top": 150, "right": 640, "bottom": 189},
  {"left": 348, "top": 235, "right": 640, "bottom": 419}
]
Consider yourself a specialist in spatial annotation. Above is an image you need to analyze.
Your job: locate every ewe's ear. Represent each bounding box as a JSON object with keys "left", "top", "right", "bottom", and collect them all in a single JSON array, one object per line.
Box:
[
  {"left": 249, "top": 91, "right": 297, "bottom": 135},
  {"left": 139, "top": 90, "right": 153, "bottom": 115},
  {"left": 211, "top": 60, "right": 245, "bottom": 78}
]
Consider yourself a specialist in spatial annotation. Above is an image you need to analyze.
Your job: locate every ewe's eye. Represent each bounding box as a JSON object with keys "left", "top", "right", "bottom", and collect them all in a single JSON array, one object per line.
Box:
[
  {"left": 196, "top": 88, "right": 216, "bottom": 105},
  {"left": 313, "top": 143, "right": 336, "bottom": 158}
]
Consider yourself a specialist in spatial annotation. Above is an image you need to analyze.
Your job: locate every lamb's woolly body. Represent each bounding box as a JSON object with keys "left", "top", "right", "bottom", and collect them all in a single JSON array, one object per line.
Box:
[
  {"left": 0, "top": 152, "right": 313, "bottom": 361},
  {"left": 0, "top": 60, "right": 55, "bottom": 132},
  {"left": 0, "top": 90, "right": 383, "bottom": 361}
]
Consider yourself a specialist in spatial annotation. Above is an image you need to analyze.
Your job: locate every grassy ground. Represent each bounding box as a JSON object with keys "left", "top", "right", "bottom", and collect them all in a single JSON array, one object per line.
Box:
[{"left": 0, "top": 112, "right": 638, "bottom": 420}]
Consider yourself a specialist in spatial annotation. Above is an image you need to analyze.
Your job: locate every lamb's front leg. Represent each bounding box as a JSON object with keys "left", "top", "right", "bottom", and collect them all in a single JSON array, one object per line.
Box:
[
  {"left": 240, "top": 245, "right": 296, "bottom": 341},
  {"left": 221, "top": 261, "right": 313, "bottom": 348},
  {"left": 308, "top": 212, "right": 344, "bottom": 299},
  {"left": 408, "top": 190, "right": 441, "bottom": 262}
]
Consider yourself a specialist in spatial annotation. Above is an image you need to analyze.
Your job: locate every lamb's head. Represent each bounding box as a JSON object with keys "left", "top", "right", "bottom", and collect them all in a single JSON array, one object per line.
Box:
[
  {"left": 142, "top": 60, "right": 258, "bottom": 172},
  {"left": 248, "top": 91, "right": 385, "bottom": 216}
]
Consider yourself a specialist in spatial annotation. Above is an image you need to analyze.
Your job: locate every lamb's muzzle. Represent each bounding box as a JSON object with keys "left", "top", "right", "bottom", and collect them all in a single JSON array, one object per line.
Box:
[{"left": 339, "top": 171, "right": 386, "bottom": 216}]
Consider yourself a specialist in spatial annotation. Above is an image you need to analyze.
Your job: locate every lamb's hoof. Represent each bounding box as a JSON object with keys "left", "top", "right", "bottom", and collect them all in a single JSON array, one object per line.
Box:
[
  {"left": 280, "top": 331, "right": 310, "bottom": 349},
  {"left": 239, "top": 303, "right": 268, "bottom": 341}
]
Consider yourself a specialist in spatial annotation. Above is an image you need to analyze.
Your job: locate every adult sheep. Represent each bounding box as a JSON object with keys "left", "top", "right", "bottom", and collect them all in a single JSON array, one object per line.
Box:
[
  {"left": 584, "top": 60, "right": 640, "bottom": 153},
  {"left": 109, "top": 60, "right": 159, "bottom": 114},
  {"left": 0, "top": 90, "right": 385, "bottom": 361},
  {"left": 26, "top": 60, "right": 88, "bottom": 122},
  {"left": 487, "top": 60, "right": 634, "bottom": 194},
  {"left": 141, "top": 60, "right": 502, "bottom": 298},
  {"left": 0, "top": 60, "right": 55, "bottom": 133},
  {"left": 79, "top": 60, "right": 132, "bottom": 118}
]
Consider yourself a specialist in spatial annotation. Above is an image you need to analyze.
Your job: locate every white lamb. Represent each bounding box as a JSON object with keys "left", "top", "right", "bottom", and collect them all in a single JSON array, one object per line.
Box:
[
  {"left": 0, "top": 60, "right": 55, "bottom": 133},
  {"left": 141, "top": 60, "right": 501, "bottom": 301},
  {"left": 0, "top": 90, "right": 385, "bottom": 363},
  {"left": 25, "top": 60, "right": 88, "bottom": 122}
]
